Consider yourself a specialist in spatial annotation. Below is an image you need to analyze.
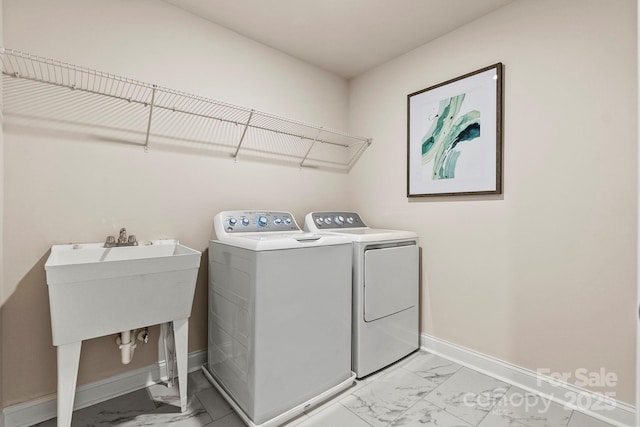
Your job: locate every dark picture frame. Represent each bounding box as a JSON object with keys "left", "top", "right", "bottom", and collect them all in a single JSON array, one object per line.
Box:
[{"left": 407, "top": 63, "right": 503, "bottom": 197}]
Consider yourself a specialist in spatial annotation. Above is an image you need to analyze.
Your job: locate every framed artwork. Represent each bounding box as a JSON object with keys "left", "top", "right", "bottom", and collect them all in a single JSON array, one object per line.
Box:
[{"left": 407, "top": 63, "right": 503, "bottom": 197}]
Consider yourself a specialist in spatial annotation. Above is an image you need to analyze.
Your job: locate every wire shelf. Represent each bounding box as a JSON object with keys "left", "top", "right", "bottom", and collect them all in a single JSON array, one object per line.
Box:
[{"left": 0, "top": 47, "right": 371, "bottom": 171}]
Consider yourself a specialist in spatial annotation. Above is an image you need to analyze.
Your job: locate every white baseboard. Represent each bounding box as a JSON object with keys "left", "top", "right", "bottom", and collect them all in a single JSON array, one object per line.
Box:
[
  {"left": 1, "top": 350, "right": 206, "bottom": 427},
  {"left": 420, "top": 333, "right": 635, "bottom": 427}
]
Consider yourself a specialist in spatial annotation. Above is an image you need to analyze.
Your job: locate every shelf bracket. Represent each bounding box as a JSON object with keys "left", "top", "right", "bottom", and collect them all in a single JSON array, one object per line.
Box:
[
  {"left": 299, "top": 128, "right": 323, "bottom": 168},
  {"left": 232, "top": 110, "right": 254, "bottom": 160},
  {"left": 144, "top": 85, "right": 157, "bottom": 152},
  {"left": 347, "top": 137, "right": 372, "bottom": 170}
]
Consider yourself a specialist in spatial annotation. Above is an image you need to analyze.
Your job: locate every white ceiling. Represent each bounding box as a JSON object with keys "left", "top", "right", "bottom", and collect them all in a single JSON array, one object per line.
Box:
[{"left": 162, "top": 0, "right": 514, "bottom": 78}]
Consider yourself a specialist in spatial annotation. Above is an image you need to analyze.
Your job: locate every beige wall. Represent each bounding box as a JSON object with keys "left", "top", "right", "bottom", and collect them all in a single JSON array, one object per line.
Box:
[
  {"left": 1, "top": 0, "right": 352, "bottom": 406},
  {"left": 348, "top": 0, "right": 637, "bottom": 404}
]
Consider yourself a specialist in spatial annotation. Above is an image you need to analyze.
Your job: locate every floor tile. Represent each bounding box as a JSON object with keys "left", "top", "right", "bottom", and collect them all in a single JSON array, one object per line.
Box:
[
  {"left": 298, "top": 403, "right": 371, "bottom": 427},
  {"left": 195, "top": 387, "right": 234, "bottom": 421},
  {"left": 55, "top": 388, "right": 211, "bottom": 426},
  {"left": 30, "top": 388, "right": 156, "bottom": 426},
  {"left": 147, "top": 381, "right": 188, "bottom": 408},
  {"left": 203, "top": 411, "right": 246, "bottom": 427},
  {"left": 401, "top": 351, "right": 463, "bottom": 385},
  {"left": 357, "top": 366, "right": 394, "bottom": 385},
  {"left": 477, "top": 386, "right": 571, "bottom": 427},
  {"left": 188, "top": 370, "right": 216, "bottom": 395},
  {"left": 425, "top": 367, "right": 510, "bottom": 426},
  {"left": 566, "top": 411, "right": 617, "bottom": 427},
  {"left": 389, "top": 400, "right": 473, "bottom": 426},
  {"left": 133, "top": 398, "right": 214, "bottom": 427},
  {"left": 29, "top": 356, "right": 621, "bottom": 427},
  {"left": 144, "top": 370, "right": 215, "bottom": 407},
  {"left": 341, "top": 368, "right": 439, "bottom": 427}
]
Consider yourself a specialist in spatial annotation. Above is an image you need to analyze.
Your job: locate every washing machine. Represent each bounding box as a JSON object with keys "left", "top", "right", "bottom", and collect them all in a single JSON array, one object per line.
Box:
[
  {"left": 203, "top": 210, "right": 355, "bottom": 427},
  {"left": 304, "top": 211, "right": 419, "bottom": 378}
]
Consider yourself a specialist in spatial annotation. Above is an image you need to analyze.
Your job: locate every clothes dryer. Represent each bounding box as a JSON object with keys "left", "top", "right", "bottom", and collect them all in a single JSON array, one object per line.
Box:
[
  {"left": 305, "top": 211, "right": 419, "bottom": 378},
  {"left": 204, "top": 211, "right": 354, "bottom": 427}
]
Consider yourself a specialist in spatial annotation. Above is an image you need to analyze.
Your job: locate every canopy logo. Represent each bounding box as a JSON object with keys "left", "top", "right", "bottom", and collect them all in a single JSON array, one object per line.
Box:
[{"left": 462, "top": 368, "right": 619, "bottom": 415}]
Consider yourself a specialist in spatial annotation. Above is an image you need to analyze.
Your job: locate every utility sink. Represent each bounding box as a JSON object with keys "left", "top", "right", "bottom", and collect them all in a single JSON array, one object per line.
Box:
[
  {"left": 44, "top": 239, "right": 202, "bottom": 427},
  {"left": 45, "top": 239, "right": 201, "bottom": 345}
]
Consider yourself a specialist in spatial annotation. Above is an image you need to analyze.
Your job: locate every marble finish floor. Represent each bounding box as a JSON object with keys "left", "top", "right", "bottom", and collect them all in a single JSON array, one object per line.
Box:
[{"left": 32, "top": 350, "right": 616, "bottom": 427}]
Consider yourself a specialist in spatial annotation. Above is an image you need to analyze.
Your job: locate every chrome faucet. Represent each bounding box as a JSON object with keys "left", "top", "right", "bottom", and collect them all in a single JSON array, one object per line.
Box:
[{"left": 104, "top": 228, "right": 138, "bottom": 248}]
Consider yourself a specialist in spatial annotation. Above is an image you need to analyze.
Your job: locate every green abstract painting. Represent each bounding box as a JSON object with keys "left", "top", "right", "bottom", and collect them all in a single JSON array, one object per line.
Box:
[
  {"left": 407, "top": 63, "right": 502, "bottom": 197},
  {"left": 421, "top": 94, "right": 480, "bottom": 180}
]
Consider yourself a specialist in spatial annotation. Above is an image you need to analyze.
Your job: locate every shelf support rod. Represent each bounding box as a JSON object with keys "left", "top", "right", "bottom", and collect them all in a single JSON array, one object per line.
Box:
[
  {"left": 299, "top": 128, "right": 323, "bottom": 168},
  {"left": 233, "top": 110, "right": 254, "bottom": 159},
  {"left": 144, "top": 85, "right": 157, "bottom": 152}
]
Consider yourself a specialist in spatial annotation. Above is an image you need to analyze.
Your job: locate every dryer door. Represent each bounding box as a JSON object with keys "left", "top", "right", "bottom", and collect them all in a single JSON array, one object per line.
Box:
[{"left": 364, "top": 243, "right": 419, "bottom": 322}]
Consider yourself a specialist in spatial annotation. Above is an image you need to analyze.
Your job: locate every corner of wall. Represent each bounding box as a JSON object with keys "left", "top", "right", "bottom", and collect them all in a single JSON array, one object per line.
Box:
[
  {"left": 1, "top": 0, "right": 6, "bottom": 415},
  {"left": 635, "top": 0, "right": 639, "bottom": 422}
]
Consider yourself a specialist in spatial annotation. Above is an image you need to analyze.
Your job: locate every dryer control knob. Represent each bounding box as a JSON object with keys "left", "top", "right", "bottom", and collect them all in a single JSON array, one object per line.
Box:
[
  {"left": 241, "top": 218, "right": 250, "bottom": 226},
  {"left": 334, "top": 215, "right": 344, "bottom": 225},
  {"left": 284, "top": 217, "right": 292, "bottom": 225},
  {"left": 315, "top": 217, "right": 324, "bottom": 225},
  {"left": 257, "top": 216, "right": 268, "bottom": 227},
  {"left": 325, "top": 217, "right": 333, "bottom": 224},
  {"left": 274, "top": 218, "right": 282, "bottom": 225},
  {"left": 346, "top": 216, "right": 354, "bottom": 224},
  {"left": 228, "top": 217, "right": 238, "bottom": 226}
]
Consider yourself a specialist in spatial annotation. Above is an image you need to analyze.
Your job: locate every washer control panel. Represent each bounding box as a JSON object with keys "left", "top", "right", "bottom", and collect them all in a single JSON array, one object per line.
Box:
[
  {"left": 217, "top": 211, "right": 299, "bottom": 234},
  {"left": 310, "top": 212, "right": 367, "bottom": 229}
]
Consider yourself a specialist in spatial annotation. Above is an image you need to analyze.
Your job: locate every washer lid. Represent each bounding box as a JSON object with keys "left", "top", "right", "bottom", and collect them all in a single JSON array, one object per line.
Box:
[
  {"left": 305, "top": 227, "right": 418, "bottom": 243},
  {"left": 304, "top": 211, "right": 417, "bottom": 242},
  {"left": 214, "top": 231, "right": 351, "bottom": 251},
  {"left": 325, "top": 228, "right": 418, "bottom": 242}
]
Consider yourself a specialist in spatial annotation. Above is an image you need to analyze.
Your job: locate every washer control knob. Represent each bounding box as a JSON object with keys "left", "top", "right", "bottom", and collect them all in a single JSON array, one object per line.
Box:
[
  {"left": 274, "top": 218, "right": 282, "bottom": 225},
  {"left": 228, "top": 217, "right": 238, "bottom": 226},
  {"left": 284, "top": 217, "right": 292, "bottom": 225},
  {"left": 325, "top": 217, "right": 333, "bottom": 224},
  {"left": 315, "top": 217, "right": 324, "bottom": 225},
  {"left": 346, "top": 216, "right": 354, "bottom": 224},
  {"left": 334, "top": 215, "right": 344, "bottom": 225},
  {"left": 241, "top": 217, "right": 250, "bottom": 226},
  {"left": 257, "top": 216, "right": 268, "bottom": 227}
]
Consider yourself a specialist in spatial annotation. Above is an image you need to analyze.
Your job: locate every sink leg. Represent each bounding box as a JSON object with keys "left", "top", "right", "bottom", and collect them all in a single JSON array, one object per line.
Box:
[
  {"left": 173, "top": 318, "right": 189, "bottom": 412},
  {"left": 56, "top": 341, "right": 82, "bottom": 427},
  {"left": 160, "top": 322, "right": 175, "bottom": 387}
]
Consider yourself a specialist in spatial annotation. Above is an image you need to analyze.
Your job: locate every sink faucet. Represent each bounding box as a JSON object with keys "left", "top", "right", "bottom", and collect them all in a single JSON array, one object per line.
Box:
[{"left": 105, "top": 228, "right": 138, "bottom": 248}]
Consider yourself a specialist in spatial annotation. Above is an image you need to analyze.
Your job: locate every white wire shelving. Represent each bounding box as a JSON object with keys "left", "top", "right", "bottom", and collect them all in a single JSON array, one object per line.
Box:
[{"left": 0, "top": 47, "right": 371, "bottom": 171}]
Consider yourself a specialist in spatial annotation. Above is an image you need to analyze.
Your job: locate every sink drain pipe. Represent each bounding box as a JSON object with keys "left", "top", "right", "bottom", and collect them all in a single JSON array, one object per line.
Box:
[
  {"left": 116, "top": 328, "right": 150, "bottom": 364},
  {"left": 117, "top": 330, "right": 137, "bottom": 364}
]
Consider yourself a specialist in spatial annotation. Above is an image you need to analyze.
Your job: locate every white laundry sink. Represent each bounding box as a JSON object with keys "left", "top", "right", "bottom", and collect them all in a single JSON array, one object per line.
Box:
[
  {"left": 45, "top": 239, "right": 201, "bottom": 346},
  {"left": 44, "top": 238, "right": 201, "bottom": 426}
]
